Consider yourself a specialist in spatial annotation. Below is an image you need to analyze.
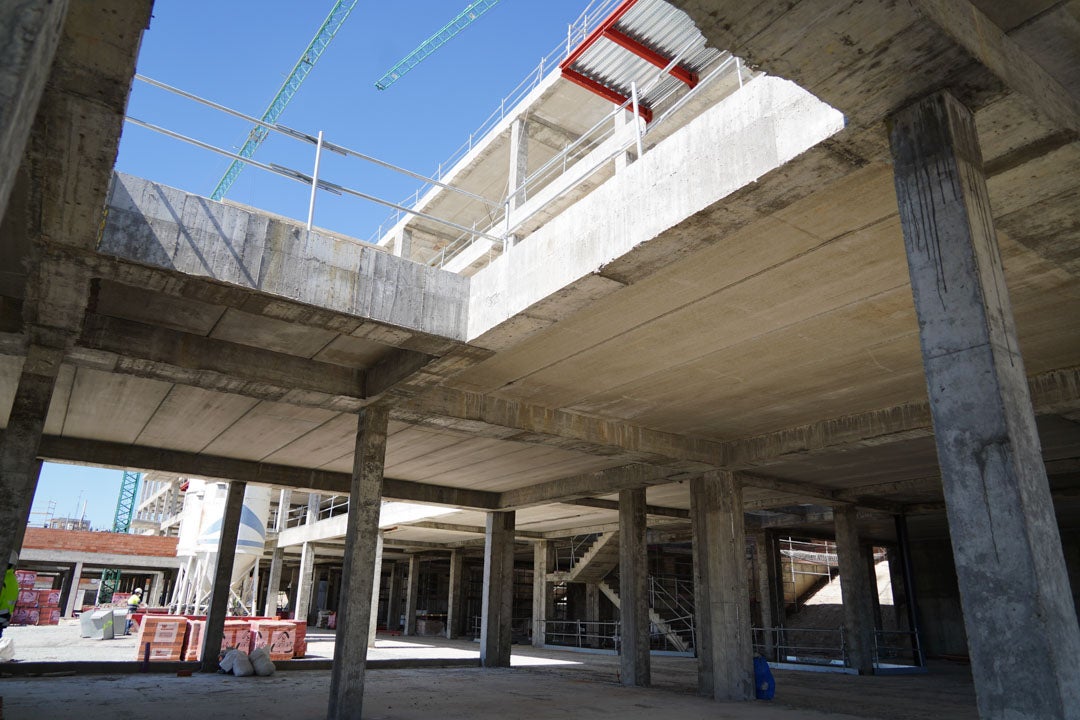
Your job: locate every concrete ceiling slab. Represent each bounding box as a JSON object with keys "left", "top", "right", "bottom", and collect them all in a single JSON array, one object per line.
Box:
[
  {"left": 95, "top": 280, "right": 226, "bottom": 336},
  {"left": 209, "top": 308, "right": 338, "bottom": 359},
  {"left": 133, "top": 385, "right": 260, "bottom": 453},
  {"left": 60, "top": 367, "right": 172, "bottom": 444},
  {"left": 200, "top": 400, "right": 339, "bottom": 461}
]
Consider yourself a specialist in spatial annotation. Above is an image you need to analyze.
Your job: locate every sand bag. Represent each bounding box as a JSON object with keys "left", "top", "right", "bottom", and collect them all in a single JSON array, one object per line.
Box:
[
  {"left": 0, "top": 636, "right": 14, "bottom": 662},
  {"left": 249, "top": 646, "right": 276, "bottom": 676},
  {"left": 232, "top": 650, "right": 255, "bottom": 677}
]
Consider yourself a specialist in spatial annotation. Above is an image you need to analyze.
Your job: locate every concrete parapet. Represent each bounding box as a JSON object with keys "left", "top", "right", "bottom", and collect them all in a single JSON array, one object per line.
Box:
[{"left": 99, "top": 173, "right": 469, "bottom": 342}]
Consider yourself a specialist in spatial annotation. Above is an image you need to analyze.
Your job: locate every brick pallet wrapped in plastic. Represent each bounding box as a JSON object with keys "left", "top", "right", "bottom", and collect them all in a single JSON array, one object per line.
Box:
[
  {"left": 134, "top": 615, "right": 189, "bottom": 661},
  {"left": 249, "top": 621, "right": 294, "bottom": 661},
  {"left": 291, "top": 621, "right": 307, "bottom": 658},
  {"left": 183, "top": 620, "right": 252, "bottom": 662}
]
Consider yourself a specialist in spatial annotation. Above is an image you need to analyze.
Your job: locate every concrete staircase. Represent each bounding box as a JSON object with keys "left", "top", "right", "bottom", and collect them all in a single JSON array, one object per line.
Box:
[
  {"left": 567, "top": 532, "right": 621, "bottom": 583},
  {"left": 597, "top": 579, "right": 693, "bottom": 653}
]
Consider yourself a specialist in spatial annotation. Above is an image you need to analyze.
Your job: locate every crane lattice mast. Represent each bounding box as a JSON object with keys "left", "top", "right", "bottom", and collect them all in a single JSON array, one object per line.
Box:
[
  {"left": 211, "top": 0, "right": 358, "bottom": 200},
  {"left": 375, "top": 0, "right": 502, "bottom": 90},
  {"left": 98, "top": 470, "right": 141, "bottom": 604}
]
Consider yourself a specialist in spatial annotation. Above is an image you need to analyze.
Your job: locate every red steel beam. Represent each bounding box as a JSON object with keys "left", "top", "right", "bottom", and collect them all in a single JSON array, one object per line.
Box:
[
  {"left": 602, "top": 27, "right": 698, "bottom": 88},
  {"left": 561, "top": 68, "right": 653, "bottom": 123},
  {"left": 559, "top": 0, "right": 641, "bottom": 71}
]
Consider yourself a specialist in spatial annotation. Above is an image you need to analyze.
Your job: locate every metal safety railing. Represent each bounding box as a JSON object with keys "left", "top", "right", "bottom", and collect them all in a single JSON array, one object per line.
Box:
[
  {"left": 544, "top": 619, "right": 621, "bottom": 650},
  {"left": 754, "top": 626, "right": 924, "bottom": 670},
  {"left": 365, "top": 0, "right": 625, "bottom": 243},
  {"left": 127, "top": 75, "right": 508, "bottom": 246},
  {"left": 419, "top": 50, "right": 747, "bottom": 272}
]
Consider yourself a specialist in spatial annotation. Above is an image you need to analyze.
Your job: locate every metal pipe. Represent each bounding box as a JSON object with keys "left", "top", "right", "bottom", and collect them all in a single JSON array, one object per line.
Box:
[
  {"left": 134, "top": 75, "right": 501, "bottom": 209},
  {"left": 630, "top": 81, "right": 644, "bottom": 160},
  {"left": 894, "top": 515, "right": 925, "bottom": 668},
  {"left": 124, "top": 116, "right": 504, "bottom": 244},
  {"left": 306, "top": 131, "right": 324, "bottom": 232}
]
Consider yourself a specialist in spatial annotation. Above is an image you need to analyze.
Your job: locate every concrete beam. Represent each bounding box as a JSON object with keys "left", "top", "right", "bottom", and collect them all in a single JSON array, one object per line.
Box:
[
  {"left": 400, "top": 521, "right": 544, "bottom": 540},
  {"left": 498, "top": 464, "right": 684, "bottom": 510},
  {"left": 400, "top": 369, "right": 1080, "bottom": 476},
  {"left": 31, "top": 434, "right": 500, "bottom": 509},
  {"left": 911, "top": 0, "right": 1080, "bottom": 135},
  {"left": 0, "top": 0, "right": 69, "bottom": 219},
  {"left": 561, "top": 497, "right": 690, "bottom": 519},
  {"left": 75, "top": 313, "right": 367, "bottom": 410},
  {"left": 18, "top": 548, "right": 182, "bottom": 569}
]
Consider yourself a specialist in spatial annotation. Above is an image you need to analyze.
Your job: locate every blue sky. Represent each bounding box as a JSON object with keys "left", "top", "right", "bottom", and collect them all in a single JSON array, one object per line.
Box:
[
  {"left": 31, "top": 0, "right": 593, "bottom": 531},
  {"left": 116, "top": 0, "right": 592, "bottom": 240}
]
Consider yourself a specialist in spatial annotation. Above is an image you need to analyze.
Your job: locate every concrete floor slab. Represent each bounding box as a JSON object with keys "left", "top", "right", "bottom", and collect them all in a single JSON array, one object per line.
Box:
[{"left": 0, "top": 625, "right": 977, "bottom": 720}]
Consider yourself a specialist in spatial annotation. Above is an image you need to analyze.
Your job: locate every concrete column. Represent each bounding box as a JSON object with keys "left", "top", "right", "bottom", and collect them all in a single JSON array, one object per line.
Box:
[
  {"left": 690, "top": 472, "right": 752, "bottom": 701},
  {"left": 384, "top": 562, "right": 399, "bottom": 631},
  {"left": 446, "top": 549, "right": 464, "bottom": 639},
  {"left": 394, "top": 228, "right": 413, "bottom": 260},
  {"left": 886, "top": 545, "right": 908, "bottom": 631},
  {"left": 0, "top": 0, "right": 69, "bottom": 217},
  {"left": 0, "top": 344, "right": 64, "bottom": 568},
  {"left": 275, "top": 489, "right": 292, "bottom": 532},
  {"left": 891, "top": 91, "right": 1080, "bottom": 717},
  {"left": 63, "top": 561, "right": 84, "bottom": 617},
  {"left": 834, "top": 506, "right": 875, "bottom": 675},
  {"left": 149, "top": 572, "right": 164, "bottom": 607},
  {"left": 618, "top": 487, "right": 650, "bottom": 687},
  {"left": 200, "top": 480, "right": 246, "bottom": 673},
  {"left": 404, "top": 554, "right": 420, "bottom": 636},
  {"left": 585, "top": 583, "right": 600, "bottom": 648},
  {"left": 749, "top": 531, "right": 775, "bottom": 660},
  {"left": 768, "top": 533, "right": 787, "bottom": 629},
  {"left": 507, "top": 117, "right": 528, "bottom": 212},
  {"left": 295, "top": 542, "right": 316, "bottom": 625},
  {"left": 326, "top": 405, "right": 389, "bottom": 720},
  {"left": 866, "top": 545, "right": 883, "bottom": 632},
  {"left": 263, "top": 547, "right": 285, "bottom": 617},
  {"left": 613, "top": 109, "right": 636, "bottom": 172},
  {"left": 480, "top": 510, "right": 515, "bottom": 668},
  {"left": 368, "top": 531, "right": 383, "bottom": 648},
  {"left": 892, "top": 515, "right": 923, "bottom": 667},
  {"left": 306, "top": 493, "right": 320, "bottom": 525},
  {"left": 532, "top": 540, "right": 549, "bottom": 647}
]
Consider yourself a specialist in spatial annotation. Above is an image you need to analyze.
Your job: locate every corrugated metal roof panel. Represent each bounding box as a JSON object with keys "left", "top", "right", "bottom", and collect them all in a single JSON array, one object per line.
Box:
[{"left": 563, "top": 0, "right": 725, "bottom": 116}]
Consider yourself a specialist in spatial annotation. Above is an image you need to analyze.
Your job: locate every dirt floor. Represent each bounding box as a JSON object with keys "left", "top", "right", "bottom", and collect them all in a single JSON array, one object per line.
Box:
[{"left": 0, "top": 624, "right": 978, "bottom": 720}]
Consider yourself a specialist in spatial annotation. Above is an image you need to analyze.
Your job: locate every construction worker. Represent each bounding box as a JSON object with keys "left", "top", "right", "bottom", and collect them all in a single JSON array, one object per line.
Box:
[
  {"left": 1, "top": 552, "right": 19, "bottom": 637},
  {"left": 126, "top": 587, "right": 143, "bottom": 633}
]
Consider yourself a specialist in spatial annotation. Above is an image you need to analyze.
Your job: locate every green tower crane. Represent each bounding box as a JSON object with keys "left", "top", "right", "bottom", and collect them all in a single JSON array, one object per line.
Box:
[
  {"left": 211, "top": 0, "right": 358, "bottom": 201},
  {"left": 97, "top": 470, "right": 141, "bottom": 604}
]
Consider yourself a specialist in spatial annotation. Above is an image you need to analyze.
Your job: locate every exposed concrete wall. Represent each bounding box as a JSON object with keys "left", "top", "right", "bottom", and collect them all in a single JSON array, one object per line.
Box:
[
  {"left": 23, "top": 527, "right": 178, "bottom": 556},
  {"left": 99, "top": 173, "right": 469, "bottom": 342},
  {"left": 467, "top": 76, "right": 844, "bottom": 345}
]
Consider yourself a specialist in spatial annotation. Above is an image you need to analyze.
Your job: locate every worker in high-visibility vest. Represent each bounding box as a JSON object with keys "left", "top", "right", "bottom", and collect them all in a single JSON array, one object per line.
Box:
[
  {"left": 0, "top": 552, "right": 19, "bottom": 637},
  {"left": 126, "top": 587, "right": 143, "bottom": 633}
]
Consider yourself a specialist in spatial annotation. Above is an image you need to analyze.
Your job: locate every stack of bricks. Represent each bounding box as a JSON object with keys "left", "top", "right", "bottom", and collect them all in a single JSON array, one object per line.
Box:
[
  {"left": 182, "top": 619, "right": 252, "bottom": 662},
  {"left": 134, "top": 615, "right": 189, "bottom": 661},
  {"left": 35, "top": 589, "right": 61, "bottom": 625},
  {"left": 10, "top": 571, "right": 58, "bottom": 626},
  {"left": 250, "top": 620, "right": 295, "bottom": 661},
  {"left": 291, "top": 620, "right": 307, "bottom": 658}
]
